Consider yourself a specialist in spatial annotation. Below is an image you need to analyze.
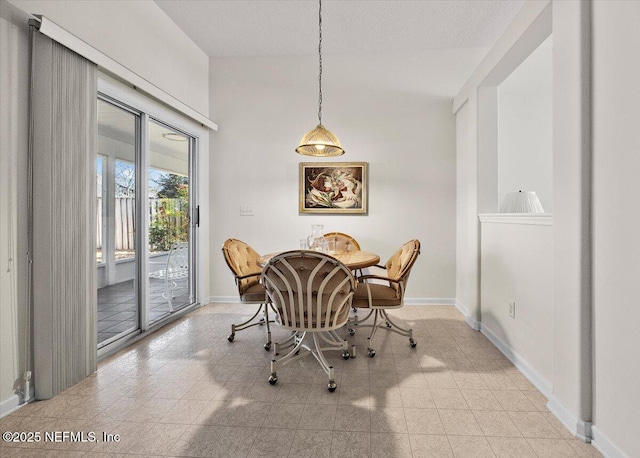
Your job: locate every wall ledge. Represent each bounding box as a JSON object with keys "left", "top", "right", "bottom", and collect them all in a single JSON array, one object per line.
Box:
[{"left": 479, "top": 213, "right": 553, "bottom": 225}]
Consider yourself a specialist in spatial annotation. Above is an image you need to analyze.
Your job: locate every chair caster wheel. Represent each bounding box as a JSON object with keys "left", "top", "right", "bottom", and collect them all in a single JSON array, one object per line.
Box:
[
  {"left": 295, "top": 350, "right": 300, "bottom": 356},
  {"left": 264, "top": 343, "right": 271, "bottom": 351},
  {"left": 410, "top": 339, "right": 417, "bottom": 348},
  {"left": 342, "top": 352, "right": 350, "bottom": 360},
  {"left": 328, "top": 381, "right": 337, "bottom": 392},
  {"left": 228, "top": 334, "right": 235, "bottom": 342},
  {"left": 268, "top": 374, "right": 278, "bottom": 385},
  {"left": 385, "top": 321, "right": 392, "bottom": 328},
  {"left": 348, "top": 328, "right": 355, "bottom": 336},
  {"left": 368, "top": 349, "right": 376, "bottom": 358}
]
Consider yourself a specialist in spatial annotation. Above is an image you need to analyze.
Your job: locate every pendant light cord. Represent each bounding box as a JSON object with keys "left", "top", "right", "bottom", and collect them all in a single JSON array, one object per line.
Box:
[{"left": 318, "top": 0, "right": 323, "bottom": 125}]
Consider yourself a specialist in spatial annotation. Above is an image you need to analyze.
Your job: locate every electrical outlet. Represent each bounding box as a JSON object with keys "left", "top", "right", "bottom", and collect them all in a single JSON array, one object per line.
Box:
[
  {"left": 508, "top": 300, "right": 516, "bottom": 318},
  {"left": 240, "top": 205, "right": 254, "bottom": 216}
]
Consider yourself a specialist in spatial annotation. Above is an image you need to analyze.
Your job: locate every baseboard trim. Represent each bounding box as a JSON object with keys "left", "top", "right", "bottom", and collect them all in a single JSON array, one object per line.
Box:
[
  {"left": 591, "top": 425, "right": 628, "bottom": 458},
  {"left": 546, "top": 395, "right": 592, "bottom": 442},
  {"left": 481, "top": 324, "right": 553, "bottom": 397},
  {"left": 455, "top": 300, "right": 480, "bottom": 330},
  {"left": 0, "top": 386, "right": 35, "bottom": 419}
]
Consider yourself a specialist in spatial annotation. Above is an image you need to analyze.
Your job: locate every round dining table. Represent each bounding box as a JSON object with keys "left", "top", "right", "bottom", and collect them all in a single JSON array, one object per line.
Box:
[{"left": 258, "top": 250, "right": 380, "bottom": 270}]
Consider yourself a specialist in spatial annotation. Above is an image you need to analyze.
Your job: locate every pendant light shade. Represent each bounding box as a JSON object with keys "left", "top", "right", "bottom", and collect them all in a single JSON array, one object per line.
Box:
[
  {"left": 296, "top": 124, "right": 344, "bottom": 157},
  {"left": 296, "top": 0, "right": 345, "bottom": 157}
]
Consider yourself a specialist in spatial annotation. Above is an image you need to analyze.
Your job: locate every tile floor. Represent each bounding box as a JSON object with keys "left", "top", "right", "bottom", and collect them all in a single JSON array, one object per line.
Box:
[{"left": 1, "top": 304, "right": 602, "bottom": 457}]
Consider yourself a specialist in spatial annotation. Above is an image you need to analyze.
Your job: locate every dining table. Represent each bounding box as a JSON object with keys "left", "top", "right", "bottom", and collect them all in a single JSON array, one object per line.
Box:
[{"left": 258, "top": 249, "right": 380, "bottom": 271}]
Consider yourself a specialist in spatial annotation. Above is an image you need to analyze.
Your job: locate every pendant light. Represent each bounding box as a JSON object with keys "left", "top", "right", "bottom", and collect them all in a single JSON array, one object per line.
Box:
[{"left": 296, "top": 0, "right": 345, "bottom": 157}]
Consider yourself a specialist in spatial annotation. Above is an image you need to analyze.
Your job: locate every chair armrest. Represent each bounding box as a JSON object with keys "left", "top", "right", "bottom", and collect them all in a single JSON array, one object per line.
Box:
[
  {"left": 356, "top": 274, "right": 401, "bottom": 287},
  {"left": 235, "top": 272, "right": 261, "bottom": 283}
]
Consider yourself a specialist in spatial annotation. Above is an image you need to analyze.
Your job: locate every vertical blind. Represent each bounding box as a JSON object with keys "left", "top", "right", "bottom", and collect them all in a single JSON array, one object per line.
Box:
[{"left": 31, "top": 29, "right": 97, "bottom": 399}]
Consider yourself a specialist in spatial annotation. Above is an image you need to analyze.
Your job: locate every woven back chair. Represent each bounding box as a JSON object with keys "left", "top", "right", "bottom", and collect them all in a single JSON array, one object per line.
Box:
[
  {"left": 323, "top": 232, "right": 361, "bottom": 252},
  {"left": 350, "top": 239, "right": 421, "bottom": 357},
  {"left": 262, "top": 250, "right": 355, "bottom": 391},
  {"left": 221, "top": 238, "right": 272, "bottom": 350}
]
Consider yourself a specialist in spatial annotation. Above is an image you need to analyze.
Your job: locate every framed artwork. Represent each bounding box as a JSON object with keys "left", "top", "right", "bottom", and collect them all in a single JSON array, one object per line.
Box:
[{"left": 299, "top": 162, "right": 368, "bottom": 214}]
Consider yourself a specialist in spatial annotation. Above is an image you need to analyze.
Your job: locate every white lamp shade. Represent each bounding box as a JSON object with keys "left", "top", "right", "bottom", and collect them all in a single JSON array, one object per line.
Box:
[{"left": 499, "top": 191, "right": 545, "bottom": 213}]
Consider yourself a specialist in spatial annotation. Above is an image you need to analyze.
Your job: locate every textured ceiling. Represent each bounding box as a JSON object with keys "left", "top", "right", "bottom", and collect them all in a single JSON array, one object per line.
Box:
[{"left": 154, "top": 0, "right": 525, "bottom": 58}]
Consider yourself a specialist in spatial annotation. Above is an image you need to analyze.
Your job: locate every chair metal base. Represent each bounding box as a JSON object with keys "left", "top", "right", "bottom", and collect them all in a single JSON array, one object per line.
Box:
[
  {"left": 228, "top": 303, "right": 276, "bottom": 350},
  {"left": 269, "top": 330, "right": 350, "bottom": 392},
  {"left": 349, "top": 309, "right": 416, "bottom": 357}
]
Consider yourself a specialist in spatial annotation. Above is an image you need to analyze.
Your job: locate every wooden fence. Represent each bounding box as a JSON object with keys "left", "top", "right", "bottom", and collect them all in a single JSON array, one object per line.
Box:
[{"left": 97, "top": 197, "right": 184, "bottom": 251}]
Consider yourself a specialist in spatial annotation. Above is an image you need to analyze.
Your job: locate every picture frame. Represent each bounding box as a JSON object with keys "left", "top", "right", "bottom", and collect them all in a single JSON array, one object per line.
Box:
[{"left": 299, "top": 162, "right": 368, "bottom": 214}]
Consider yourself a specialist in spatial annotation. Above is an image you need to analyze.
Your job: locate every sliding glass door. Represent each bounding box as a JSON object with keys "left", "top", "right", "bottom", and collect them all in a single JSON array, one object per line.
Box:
[{"left": 96, "top": 94, "right": 197, "bottom": 349}]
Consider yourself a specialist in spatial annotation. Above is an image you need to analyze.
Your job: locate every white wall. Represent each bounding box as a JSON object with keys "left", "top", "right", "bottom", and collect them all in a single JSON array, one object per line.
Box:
[
  {"left": 0, "top": 0, "right": 210, "bottom": 416},
  {"left": 498, "top": 36, "right": 553, "bottom": 212},
  {"left": 208, "top": 51, "right": 479, "bottom": 301},
  {"left": 591, "top": 1, "right": 640, "bottom": 457},
  {"left": 480, "top": 218, "right": 553, "bottom": 391},
  {"left": 455, "top": 100, "right": 480, "bottom": 326},
  {"left": 8, "top": 0, "right": 210, "bottom": 115}
]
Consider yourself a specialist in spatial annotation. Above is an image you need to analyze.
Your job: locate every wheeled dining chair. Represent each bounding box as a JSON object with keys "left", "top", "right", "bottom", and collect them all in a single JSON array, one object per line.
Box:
[
  {"left": 221, "top": 238, "right": 273, "bottom": 350},
  {"left": 349, "top": 240, "right": 421, "bottom": 357},
  {"left": 262, "top": 250, "right": 356, "bottom": 392},
  {"left": 323, "top": 232, "right": 361, "bottom": 252}
]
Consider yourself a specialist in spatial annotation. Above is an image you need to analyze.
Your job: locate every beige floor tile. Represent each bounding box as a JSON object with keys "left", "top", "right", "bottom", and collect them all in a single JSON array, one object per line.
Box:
[
  {"left": 157, "top": 398, "right": 207, "bottom": 424},
  {"left": 290, "top": 429, "right": 332, "bottom": 458},
  {"left": 370, "top": 432, "right": 412, "bottom": 457},
  {"left": 461, "top": 390, "right": 503, "bottom": 411},
  {"left": 337, "top": 385, "right": 370, "bottom": 407},
  {"left": 340, "top": 369, "right": 369, "bottom": 386},
  {"left": 274, "top": 383, "right": 311, "bottom": 404},
  {"left": 409, "top": 434, "right": 454, "bottom": 457},
  {"left": 492, "top": 390, "right": 538, "bottom": 412},
  {"left": 11, "top": 304, "right": 584, "bottom": 457},
  {"left": 247, "top": 428, "right": 294, "bottom": 458},
  {"left": 479, "top": 374, "right": 519, "bottom": 391},
  {"left": 404, "top": 408, "right": 446, "bottom": 435},
  {"left": 369, "top": 386, "right": 403, "bottom": 407},
  {"left": 396, "top": 370, "right": 428, "bottom": 389},
  {"left": 453, "top": 372, "right": 489, "bottom": 390},
  {"left": 438, "top": 409, "right": 483, "bottom": 436},
  {"left": 486, "top": 436, "right": 537, "bottom": 457},
  {"left": 333, "top": 405, "right": 371, "bottom": 432},
  {"left": 330, "top": 431, "right": 371, "bottom": 458},
  {"left": 473, "top": 410, "right": 522, "bottom": 437},
  {"left": 424, "top": 371, "right": 458, "bottom": 389},
  {"left": 541, "top": 411, "right": 576, "bottom": 439},
  {"left": 508, "top": 411, "right": 562, "bottom": 438},
  {"left": 566, "top": 439, "right": 603, "bottom": 457},
  {"left": 128, "top": 422, "right": 189, "bottom": 456},
  {"left": 521, "top": 390, "right": 549, "bottom": 412},
  {"left": 448, "top": 435, "right": 496, "bottom": 457},
  {"left": 229, "top": 401, "right": 272, "bottom": 427},
  {"left": 298, "top": 403, "right": 337, "bottom": 430},
  {"left": 399, "top": 387, "right": 436, "bottom": 409},
  {"left": 431, "top": 389, "right": 469, "bottom": 410},
  {"left": 192, "top": 399, "right": 238, "bottom": 426},
  {"left": 526, "top": 438, "right": 578, "bottom": 456},
  {"left": 370, "top": 407, "right": 408, "bottom": 433},
  {"left": 264, "top": 402, "right": 303, "bottom": 429},
  {"left": 369, "top": 370, "right": 398, "bottom": 387}
]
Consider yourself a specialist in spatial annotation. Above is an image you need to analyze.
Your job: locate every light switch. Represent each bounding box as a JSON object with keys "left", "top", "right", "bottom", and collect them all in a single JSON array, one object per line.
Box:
[{"left": 240, "top": 205, "right": 254, "bottom": 216}]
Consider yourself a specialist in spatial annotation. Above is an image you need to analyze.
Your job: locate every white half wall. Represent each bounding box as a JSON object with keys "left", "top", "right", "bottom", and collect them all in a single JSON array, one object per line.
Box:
[
  {"left": 208, "top": 50, "right": 486, "bottom": 301},
  {"left": 8, "top": 0, "right": 209, "bottom": 115},
  {"left": 479, "top": 216, "right": 553, "bottom": 391},
  {"left": 591, "top": 1, "right": 640, "bottom": 457}
]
